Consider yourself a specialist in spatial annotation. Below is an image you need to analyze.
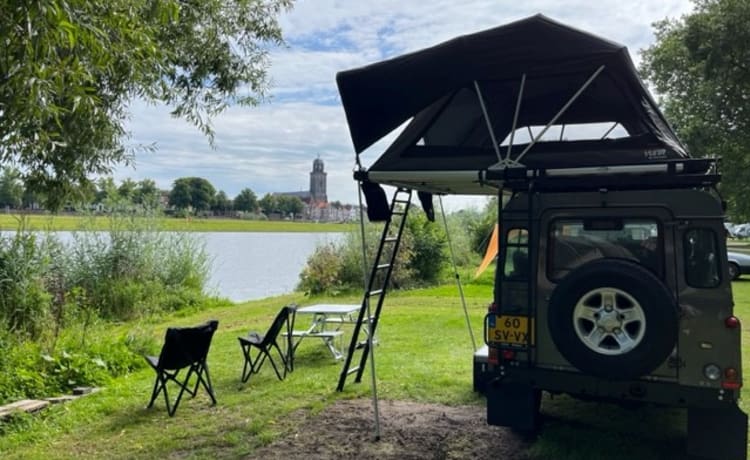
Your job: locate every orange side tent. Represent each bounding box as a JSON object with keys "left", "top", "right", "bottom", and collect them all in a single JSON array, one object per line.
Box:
[{"left": 475, "top": 224, "right": 499, "bottom": 278}]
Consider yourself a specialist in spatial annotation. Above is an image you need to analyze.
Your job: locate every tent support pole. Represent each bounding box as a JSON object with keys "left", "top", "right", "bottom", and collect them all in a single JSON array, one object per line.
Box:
[
  {"left": 505, "top": 74, "right": 526, "bottom": 160},
  {"left": 600, "top": 122, "right": 619, "bottom": 139},
  {"left": 515, "top": 65, "right": 605, "bottom": 164},
  {"left": 438, "top": 196, "right": 476, "bottom": 351},
  {"left": 356, "top": 175, "right": 381, "bottom": 441},
  {"left": 474, "top": 80, "right": 504, "bottom": 163}
]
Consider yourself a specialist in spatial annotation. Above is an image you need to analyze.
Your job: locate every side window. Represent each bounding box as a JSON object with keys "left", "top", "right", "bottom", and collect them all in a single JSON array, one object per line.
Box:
[
  {"left": 504, "top": 228, "right": 529, "bottom": 279},
  {"left": 684, "top": 228, "right": 720, "bottom": 288}
]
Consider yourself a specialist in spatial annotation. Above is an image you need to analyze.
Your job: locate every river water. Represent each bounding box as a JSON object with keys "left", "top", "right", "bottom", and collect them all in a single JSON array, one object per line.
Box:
[{"left": 202, "top": 232, "right": 344, "bottom": 302}]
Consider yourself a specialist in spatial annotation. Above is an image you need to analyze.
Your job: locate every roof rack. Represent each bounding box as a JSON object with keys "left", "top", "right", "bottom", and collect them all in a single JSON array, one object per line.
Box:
[{"left": 482, "top": 158, "right": 719, "bottom": 193}]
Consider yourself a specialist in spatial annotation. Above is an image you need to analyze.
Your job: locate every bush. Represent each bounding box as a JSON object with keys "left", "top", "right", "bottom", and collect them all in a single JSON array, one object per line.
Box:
[
  {"left": 64, "top": 213, "right": 211, "bottom": 320},
  {"left": 0, "top": 229, "right": 53, "bottom": 338},
  {"left": 405, "top": 210, "right": 448, "bottom": 284},
  {"left": 298, "top": 209, "right": 457, "bottom": 295},
  {"left": 0, "top": 328, "right": 149, "bottom": 405},
  {"left": 0, "top": 212, "right": 216, "bottom": 402},
  {"left": 298, "top": 243, "right": 344, "bottom": 295}
]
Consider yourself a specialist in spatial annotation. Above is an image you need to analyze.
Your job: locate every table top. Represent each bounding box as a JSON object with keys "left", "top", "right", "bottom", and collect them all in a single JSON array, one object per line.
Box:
[{"left": 296, "top": 304, "right": 360, "bottom": 314}]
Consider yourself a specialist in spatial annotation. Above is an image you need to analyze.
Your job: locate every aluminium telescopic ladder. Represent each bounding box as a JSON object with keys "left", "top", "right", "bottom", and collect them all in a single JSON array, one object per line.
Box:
[{"left": 336, "top": 187, "right": 412, "bottom": 391}]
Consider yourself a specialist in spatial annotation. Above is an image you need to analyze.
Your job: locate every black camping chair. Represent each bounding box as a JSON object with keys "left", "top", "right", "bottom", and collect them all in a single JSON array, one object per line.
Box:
[
  {"left": 238, "top": 304, "right": 296, "bottom": 383},
  {"left": 144, "top": 319, "right": 219, "bottom": 416}
]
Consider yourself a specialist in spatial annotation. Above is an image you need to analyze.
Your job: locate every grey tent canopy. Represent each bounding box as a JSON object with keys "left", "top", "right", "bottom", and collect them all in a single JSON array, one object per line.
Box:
[{"left": 337, "top": 14, "right": 694, "bottom": 195}]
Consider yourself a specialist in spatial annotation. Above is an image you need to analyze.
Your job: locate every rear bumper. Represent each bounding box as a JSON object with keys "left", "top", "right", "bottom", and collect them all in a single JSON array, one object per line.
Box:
[
  {"left": 473, "top": 347, "right": 741, "bottom": 409},
  {"left": 482, "top": 364, "right": 741, "bottom": 410}
]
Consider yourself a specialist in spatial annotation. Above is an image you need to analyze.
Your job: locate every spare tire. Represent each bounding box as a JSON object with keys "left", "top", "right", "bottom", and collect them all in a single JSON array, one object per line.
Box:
[{"left": 547, "top": 258, "right": 677, "bottom": 380}]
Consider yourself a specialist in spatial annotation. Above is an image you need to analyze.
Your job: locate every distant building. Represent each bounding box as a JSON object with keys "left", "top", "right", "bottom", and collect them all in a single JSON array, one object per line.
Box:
[
  {"left": 310, "top": 157, "right": 327, "bottom": 203},
  {"left": 275, "top": 157, "right": 362, "bottom": 222},
  {"left": 277, "top": 157, "right": 328, "bottom": 205}
]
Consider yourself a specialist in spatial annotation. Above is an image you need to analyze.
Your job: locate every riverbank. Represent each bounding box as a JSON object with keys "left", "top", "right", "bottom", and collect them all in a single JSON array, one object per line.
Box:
[
  {"left": 0, "top": 214, "right": 354, "bottom": 232},
  {"left": 2, "top": 278, "right": 747, "bottom": 459}
]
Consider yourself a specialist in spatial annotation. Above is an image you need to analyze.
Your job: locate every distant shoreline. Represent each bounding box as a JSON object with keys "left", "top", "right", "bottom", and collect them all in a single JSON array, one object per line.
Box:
[{"left": 0, "top": 214, "right": 354, "bottom": 233}]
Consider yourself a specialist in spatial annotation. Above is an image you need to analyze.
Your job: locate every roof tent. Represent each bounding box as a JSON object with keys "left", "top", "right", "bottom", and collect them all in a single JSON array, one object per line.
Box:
[{"left": 337, "top": 14, "right": 703, "bottom": 195}]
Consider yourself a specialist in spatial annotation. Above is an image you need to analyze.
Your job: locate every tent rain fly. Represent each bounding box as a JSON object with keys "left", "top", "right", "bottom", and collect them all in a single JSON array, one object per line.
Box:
[{"left": 337, "top": 14, "right": 691, "bottom": 196}]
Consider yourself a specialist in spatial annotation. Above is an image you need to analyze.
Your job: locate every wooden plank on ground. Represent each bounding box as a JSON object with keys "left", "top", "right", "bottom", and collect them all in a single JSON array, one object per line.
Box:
[{"left": 0, "top": 399, "right": 50, "bottom": 420}]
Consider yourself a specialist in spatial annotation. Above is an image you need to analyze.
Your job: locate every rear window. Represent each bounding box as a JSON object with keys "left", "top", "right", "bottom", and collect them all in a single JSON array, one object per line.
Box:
[{"left": 548, "top": 218, "right": 661, "bottom": 280}]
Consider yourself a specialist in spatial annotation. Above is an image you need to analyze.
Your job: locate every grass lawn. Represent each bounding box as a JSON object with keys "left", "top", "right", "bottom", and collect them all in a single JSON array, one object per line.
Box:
[
  {"left": 0, "top": 214, "right": 353, "bottom": 233},
  {"left": 1, "top": 276, "right": 748, "bottom": 459}
]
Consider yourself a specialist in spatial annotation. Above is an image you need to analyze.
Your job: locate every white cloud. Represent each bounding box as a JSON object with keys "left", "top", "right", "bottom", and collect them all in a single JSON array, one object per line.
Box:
[{"left": 120, "top": 0, "right": 695, "bottom": 208}]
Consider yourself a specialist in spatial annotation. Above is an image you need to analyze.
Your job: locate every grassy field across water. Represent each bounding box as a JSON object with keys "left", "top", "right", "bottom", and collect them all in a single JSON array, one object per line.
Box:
[
  {"left": 0, "top": 275, "right": 748, "bottom": 459},
  {"left": 0, "top": 214, "right": 353, "bottom": 233}
]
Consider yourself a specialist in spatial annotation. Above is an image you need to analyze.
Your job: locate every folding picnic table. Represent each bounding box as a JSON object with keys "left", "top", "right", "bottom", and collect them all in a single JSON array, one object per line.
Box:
[{"left": 286, "top": 304, "right": 360, "bottom": 360}]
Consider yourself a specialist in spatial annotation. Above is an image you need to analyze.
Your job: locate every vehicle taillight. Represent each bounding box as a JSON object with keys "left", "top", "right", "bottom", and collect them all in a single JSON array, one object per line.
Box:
[
  {"left": 502, "top": 349, "right": 516, "bottom": 361},
  {"left": 725, "top": 316, "right": 740, "bottom": 329},
  {"left": 722, "top": 367, "right": 741, "bottom": 390},
  {"left": 488, "top": 347, "right": 499, "bottom": 365}
]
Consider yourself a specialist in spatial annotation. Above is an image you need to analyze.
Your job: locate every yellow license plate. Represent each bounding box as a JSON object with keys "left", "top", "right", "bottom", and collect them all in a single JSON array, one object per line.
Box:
[{"left": 486, "top": 315, "right": 534, "bottom": 346}]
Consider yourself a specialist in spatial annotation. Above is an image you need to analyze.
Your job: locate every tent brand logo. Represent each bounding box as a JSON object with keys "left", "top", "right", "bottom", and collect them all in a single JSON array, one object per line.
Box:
[{"left": 644, "top": 149, "right": 668, "bottom": 160}]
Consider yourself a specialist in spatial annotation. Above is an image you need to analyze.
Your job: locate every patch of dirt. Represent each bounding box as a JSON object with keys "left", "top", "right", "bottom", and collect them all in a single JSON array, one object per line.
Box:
[{"left": 250, "top": 399, "right": 531, "bottom": 459}]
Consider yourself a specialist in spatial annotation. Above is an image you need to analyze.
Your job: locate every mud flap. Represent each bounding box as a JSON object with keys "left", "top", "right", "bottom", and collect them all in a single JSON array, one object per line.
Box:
[
  {"left": 472, "top": 346, "right": 489, "bottom": 394},
  {"left": 687, "top": 405, "right": 748, "bottom": 460},
  {"left": 486, "top": 380, "right": 541, "bottom": 432}
]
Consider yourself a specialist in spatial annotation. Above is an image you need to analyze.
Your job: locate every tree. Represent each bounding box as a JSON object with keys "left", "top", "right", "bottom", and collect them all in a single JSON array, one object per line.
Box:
[
  {"left": 133, "top": 179, "right": 161, "bottom": 209},
  {"left": 0, "top": 0, "right": 292, "bottom": 209},
  {"left": 234, "top": 188, "right": 258, "bottom": 213},
  {"left": 641, "top": 0, "right": 750, "bottom": 219},
  {"left": 259, "top": 193, "right": 279, "bottom": 214},
  {"left": 168, "top": 177, "right": 215, "bottom": 212},
  {"left": 95, "top": 178, "right": 117, "bottom": 205},
  {"left": 212, "top": 190, "right": 232, "bottom": 214},
  {"left": 277, "top": 195, "right": 304, "bottom": 217},
  {"left": 118, "top": 179, "right": 137, "bottom": 201},
  {"left": 168, "top": 180, "right": 191, "bottom": 210},
  {"left": 0, "top": 167, "right": 23, "bottom": 209}
]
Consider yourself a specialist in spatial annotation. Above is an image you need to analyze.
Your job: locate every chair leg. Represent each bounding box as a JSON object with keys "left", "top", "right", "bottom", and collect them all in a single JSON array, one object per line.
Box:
[
  {"left": 269, "top": 343, "right": 287, "bottom": 380},
  {"left": 241, "top": 346, "right": 269, "bottom": 383},
  {"left": 240, "top": 341, "right": 289, "bottom": 382},
  {"left": 196, "top": 362, "right": 217, "bottom": 405},
  {"left": 161, "top": 374, "right": 173, "bottom": 415},
  {"left": 240, "top": 341, "right": 264, "bottom": 383},
  {"left": 168, "top": 367, "right": 195, "bottom": 417},
  {"left": 147, "top": 374, "right": 162, "bottom": 409},
  {"left": 240, "top": 346, "right": 252, "bottom": 382}
]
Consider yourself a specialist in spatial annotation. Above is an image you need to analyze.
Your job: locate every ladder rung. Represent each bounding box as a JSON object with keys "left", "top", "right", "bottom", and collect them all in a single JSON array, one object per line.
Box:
[
  {"left": 376, "top": 264, "right": 391, "bottom": 270},
  {"left": 347, "top": 366, "right": 360, "bottom": 375},
  {"left": 367, "top": 289, "right": 383, "bottom": 296},
  {"left": 384, "top": 237, "right": 398, "bottom": 242}
]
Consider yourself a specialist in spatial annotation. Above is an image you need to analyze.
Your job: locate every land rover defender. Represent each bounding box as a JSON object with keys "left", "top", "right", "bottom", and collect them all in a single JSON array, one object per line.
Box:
[{"left": 477, "top": 166, "right": 747, "bottom": 460}]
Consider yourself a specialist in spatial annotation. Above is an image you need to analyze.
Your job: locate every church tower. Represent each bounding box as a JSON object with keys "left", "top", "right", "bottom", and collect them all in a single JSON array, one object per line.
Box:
[{"left": 309, "top": 157, "right": 327, "bottom": 203}]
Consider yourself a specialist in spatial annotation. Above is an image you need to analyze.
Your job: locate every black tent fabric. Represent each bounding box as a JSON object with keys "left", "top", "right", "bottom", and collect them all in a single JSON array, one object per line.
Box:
[{"left": 336, "top": 14, "right": 688, "bottom": 183}]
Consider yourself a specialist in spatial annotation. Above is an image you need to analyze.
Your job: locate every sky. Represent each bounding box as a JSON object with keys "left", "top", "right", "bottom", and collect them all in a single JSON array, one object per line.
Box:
[{"left": 120, "top": 0, "right": 695, "bottom": 212}]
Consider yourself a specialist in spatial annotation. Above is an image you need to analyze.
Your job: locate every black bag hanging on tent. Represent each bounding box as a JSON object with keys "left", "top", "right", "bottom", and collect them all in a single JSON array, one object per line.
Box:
[{"left": 361, "top": 181, "right": 390, "bottom": 222}]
